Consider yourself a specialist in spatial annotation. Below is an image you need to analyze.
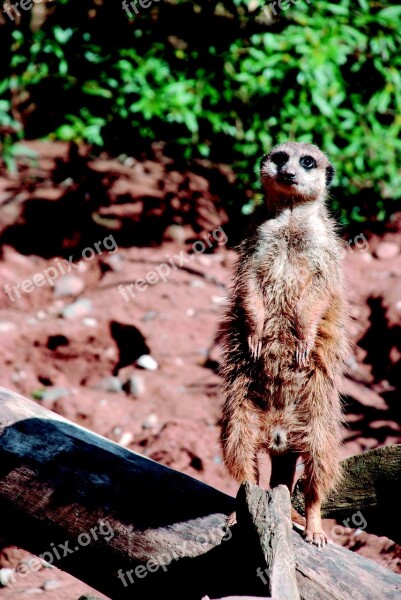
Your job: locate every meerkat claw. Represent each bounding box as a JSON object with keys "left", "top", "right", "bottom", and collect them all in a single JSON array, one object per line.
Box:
[
  {"left": 248, "top": 335, "right": 262, "bottom": 359},
  {"left": 295, "top": 342, "right": 310, "bottom": 367},
  {"left": 226, "top": 511, "right": 237, "bottom": 528},
  {"left": 304, "top": 530, "right": 328, "bottom": 548}
]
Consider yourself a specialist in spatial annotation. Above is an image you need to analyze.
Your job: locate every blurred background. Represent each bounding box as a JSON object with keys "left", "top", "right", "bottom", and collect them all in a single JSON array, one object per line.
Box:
[{"left": 0, "top": 0, "right": 401, "bottom": 597}]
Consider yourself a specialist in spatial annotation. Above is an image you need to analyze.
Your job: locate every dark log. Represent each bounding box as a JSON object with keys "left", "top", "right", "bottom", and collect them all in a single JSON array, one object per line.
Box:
[
  {"left": 0, "top": 386, "right": 234, "bottom": 600},
  {"left": 237, "top": 483, "right": 299, "bottom": 600},
  {"left": 293, "top": 445, "right": 401, "bottom": 544},
  {"left": 0, "top": 387, "right": 400, "bottom": 600}
]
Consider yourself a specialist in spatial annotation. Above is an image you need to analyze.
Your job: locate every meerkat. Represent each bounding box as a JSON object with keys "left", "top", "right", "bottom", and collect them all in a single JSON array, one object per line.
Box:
[{"left": 220, "top": 141, "right": 348, "bottom": 547}]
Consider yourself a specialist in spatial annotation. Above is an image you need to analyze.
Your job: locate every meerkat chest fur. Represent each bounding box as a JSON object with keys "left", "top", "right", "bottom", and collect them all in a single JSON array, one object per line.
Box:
[{"left": 253, "top": 203, "right": 339, "bottom": 301}]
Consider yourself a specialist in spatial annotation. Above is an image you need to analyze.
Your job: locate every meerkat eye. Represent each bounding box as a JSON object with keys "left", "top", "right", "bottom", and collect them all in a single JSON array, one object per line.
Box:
[
  {"left": 300, "top": 155, "right": 317, "bottom": 170},
  {"left": 270, "top": 152, "right": 289, "bottom": 167}
]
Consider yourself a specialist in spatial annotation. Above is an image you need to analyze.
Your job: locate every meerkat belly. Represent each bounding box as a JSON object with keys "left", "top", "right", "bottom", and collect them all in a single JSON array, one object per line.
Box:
[{"left": 259, "top": 254, "right": 309, "bottom": 363}]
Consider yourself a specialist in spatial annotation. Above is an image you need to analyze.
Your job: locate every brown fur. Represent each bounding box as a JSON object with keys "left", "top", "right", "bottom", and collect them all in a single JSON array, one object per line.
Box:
[{"left": 220, "top": 142, "right": 348, "bottom": 546}]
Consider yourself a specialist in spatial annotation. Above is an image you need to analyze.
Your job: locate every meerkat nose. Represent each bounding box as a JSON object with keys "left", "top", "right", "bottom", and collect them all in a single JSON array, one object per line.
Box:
[{"left": 278, "top": 171, "right": 297, "bottom": 184}]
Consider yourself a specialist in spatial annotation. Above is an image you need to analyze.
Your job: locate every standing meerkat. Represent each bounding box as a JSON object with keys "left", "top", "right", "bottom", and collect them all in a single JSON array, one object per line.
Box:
[{"left": 220, "top": 141, "right": 348, "bottom": 547}]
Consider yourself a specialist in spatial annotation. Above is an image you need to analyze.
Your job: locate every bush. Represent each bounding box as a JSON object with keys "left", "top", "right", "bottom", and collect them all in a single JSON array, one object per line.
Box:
[{"left": 1, "top": 0, "right": 400, "bottom": 223}]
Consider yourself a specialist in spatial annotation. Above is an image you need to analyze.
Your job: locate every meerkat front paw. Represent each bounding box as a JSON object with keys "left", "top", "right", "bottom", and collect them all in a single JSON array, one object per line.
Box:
[
  {"left": 295, "top": 340, "right": 312, "bottom": 367},
  {"left": 304, "top": 528, "right": 328, "bottom": 548},
  {"left": 248, "top": 335, "right": 262, "bottom": 359}
]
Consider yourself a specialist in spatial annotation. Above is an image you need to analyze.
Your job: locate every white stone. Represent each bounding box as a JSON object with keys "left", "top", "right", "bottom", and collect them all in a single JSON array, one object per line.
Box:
[
  {"left": 54, "top": 275, "right": 85, "bottom": 297},
  {"left": 142, "top": 413, "right": 159, "bottom": 429},
  {"left": 375, "top": 241, "right": 400, "bottom": 260},
  {"left": 136, "top": 354, "right": 158, "bottom": 371}
]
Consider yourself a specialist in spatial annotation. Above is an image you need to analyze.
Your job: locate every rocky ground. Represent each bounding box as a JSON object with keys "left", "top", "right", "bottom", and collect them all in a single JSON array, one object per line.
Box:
[{"left": 0, "top": 141, "right": 401, "bottom": 598}]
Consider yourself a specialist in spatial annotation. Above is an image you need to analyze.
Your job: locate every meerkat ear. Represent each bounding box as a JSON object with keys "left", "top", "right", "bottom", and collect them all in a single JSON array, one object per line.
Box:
[
  {"left": 260, "top": 153, "right": 269, "bottom": 172},
  {"left": 326, "top": 164, "right": 335, "bottom": 187}
]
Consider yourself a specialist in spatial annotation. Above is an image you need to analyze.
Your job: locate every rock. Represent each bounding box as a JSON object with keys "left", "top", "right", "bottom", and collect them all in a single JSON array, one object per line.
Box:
[
  {"left": 105, "top": 346, "right": 118, "bottom": 360},
  {"left": 125, "top": 375, "right": 145, "bottom": 397},
  {"left": 211, "top": 295, "right": 226, "bottom": 304},
  {"left": 374, "top": 241, "right": 400, "bottom": 260},
  {"left": 94, "top": 376, "right": 123, "bottom": 393},
  {"left": 54, "top": 274, "right": 85, "bottom": 297},
  {"left": 99, "top": 254, "right": 124, "bottom": 273},
  {"left": 142, "top": 311, "right": 158, "bottom": 321},
  {"left": 82, "top": 317, "right": 98, "bottom": 327},
  {"left": 142, "top": 413, "right": 159, "bottom": 429},
  {"left": 61, "top": 298, "right": 92, "bottom": 320},
  {"left": 0, "top": 321, "right": 16, "bottom": 333},
  {"left": 11, "top": 370, "right": 27, "bottom": 383},
  {"left": 39, "top": 558, "right": 54, "bottom": 569},
  {"left": 123, "top": 156, "right": 136, "bottom": 167},
  {"left": 36, "top": 310, "right": 47, "bottom": 320},
  {"left": 42, "top": 579, "right": 61, "bottom": 591},
  {"left": 0, "top": 567, "right": 15, "bottom": 587},
  {"left": 162, "top": 224, "right": 187, "bottom": 244},
  {"left": 136, "top": 354, "right": 158, "bottom": 371},
  {"left": 118, "top": 432, "right": 134, "bottom": 447},
  {"left": 197, "top": 255, "right": 212, "bottom": 267},
  {"left": 360, "top": 252, "right": 373, "bottom": 263},
  {"left": 48, "top": 300, "right": 65, "bottom": 315},
  {"left": 41, "top": 387, "right": 70, "bottom": 402}
]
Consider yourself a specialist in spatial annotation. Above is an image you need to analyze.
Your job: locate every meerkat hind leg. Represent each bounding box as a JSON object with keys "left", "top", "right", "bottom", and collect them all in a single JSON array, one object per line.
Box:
[
  {"left": 303, "top": 450, "right": 332, "bottom": 547},
  {"left": 270, "top": 452, "right": 306, "bottom": 530},
  {"left": 304, "top": 491, "right": 327, "bottom": 547},
  {"left": 221, "top": 403, "right": 260, "bottom": 528},
  {"left": 226, "top": 460, "right": 259, "bottom": 528}
]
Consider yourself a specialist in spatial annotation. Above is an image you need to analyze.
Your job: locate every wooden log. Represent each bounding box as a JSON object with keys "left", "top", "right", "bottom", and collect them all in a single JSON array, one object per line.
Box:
[
  {"left": 0, "top": 386, "right": 400, "bottom": 600},
  {"left": 0, "top": 386, "right": 234, "bottom": 600},
  {"left": 236, "top": 483, "right": 299, "bottom": 600},
  {"left": 235, "top": 482, "right": 401, "bottom": 600},
  {"left": 293, "top": 445, "right": 401, "bottom": 544},
  {"left": 202, "top": 597, "right": 271, "bottom": 600}
]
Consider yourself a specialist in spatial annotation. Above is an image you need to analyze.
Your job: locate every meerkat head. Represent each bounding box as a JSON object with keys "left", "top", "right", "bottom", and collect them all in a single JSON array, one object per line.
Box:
[{"left": 260, "top": 141, "right": 335, "bottom": 207}]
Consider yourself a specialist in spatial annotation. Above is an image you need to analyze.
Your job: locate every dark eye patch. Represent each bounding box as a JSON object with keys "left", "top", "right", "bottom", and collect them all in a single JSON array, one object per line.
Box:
[
  {"left": 300, "top": 155, "right": 317, "bottom": 170},
  {"left": 270, "top": 152, "right": 289, "bottom": 167}
]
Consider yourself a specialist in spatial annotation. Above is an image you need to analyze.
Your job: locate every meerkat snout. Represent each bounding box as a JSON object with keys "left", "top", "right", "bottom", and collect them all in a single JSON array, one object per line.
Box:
[{"left": 260, "top": 141, "right": 335, "bottom": 205}]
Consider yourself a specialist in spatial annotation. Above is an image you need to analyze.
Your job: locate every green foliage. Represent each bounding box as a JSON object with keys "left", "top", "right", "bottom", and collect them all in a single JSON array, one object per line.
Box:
[{"left": 1, "top": 0, "right": 400, "bottom": 222}]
